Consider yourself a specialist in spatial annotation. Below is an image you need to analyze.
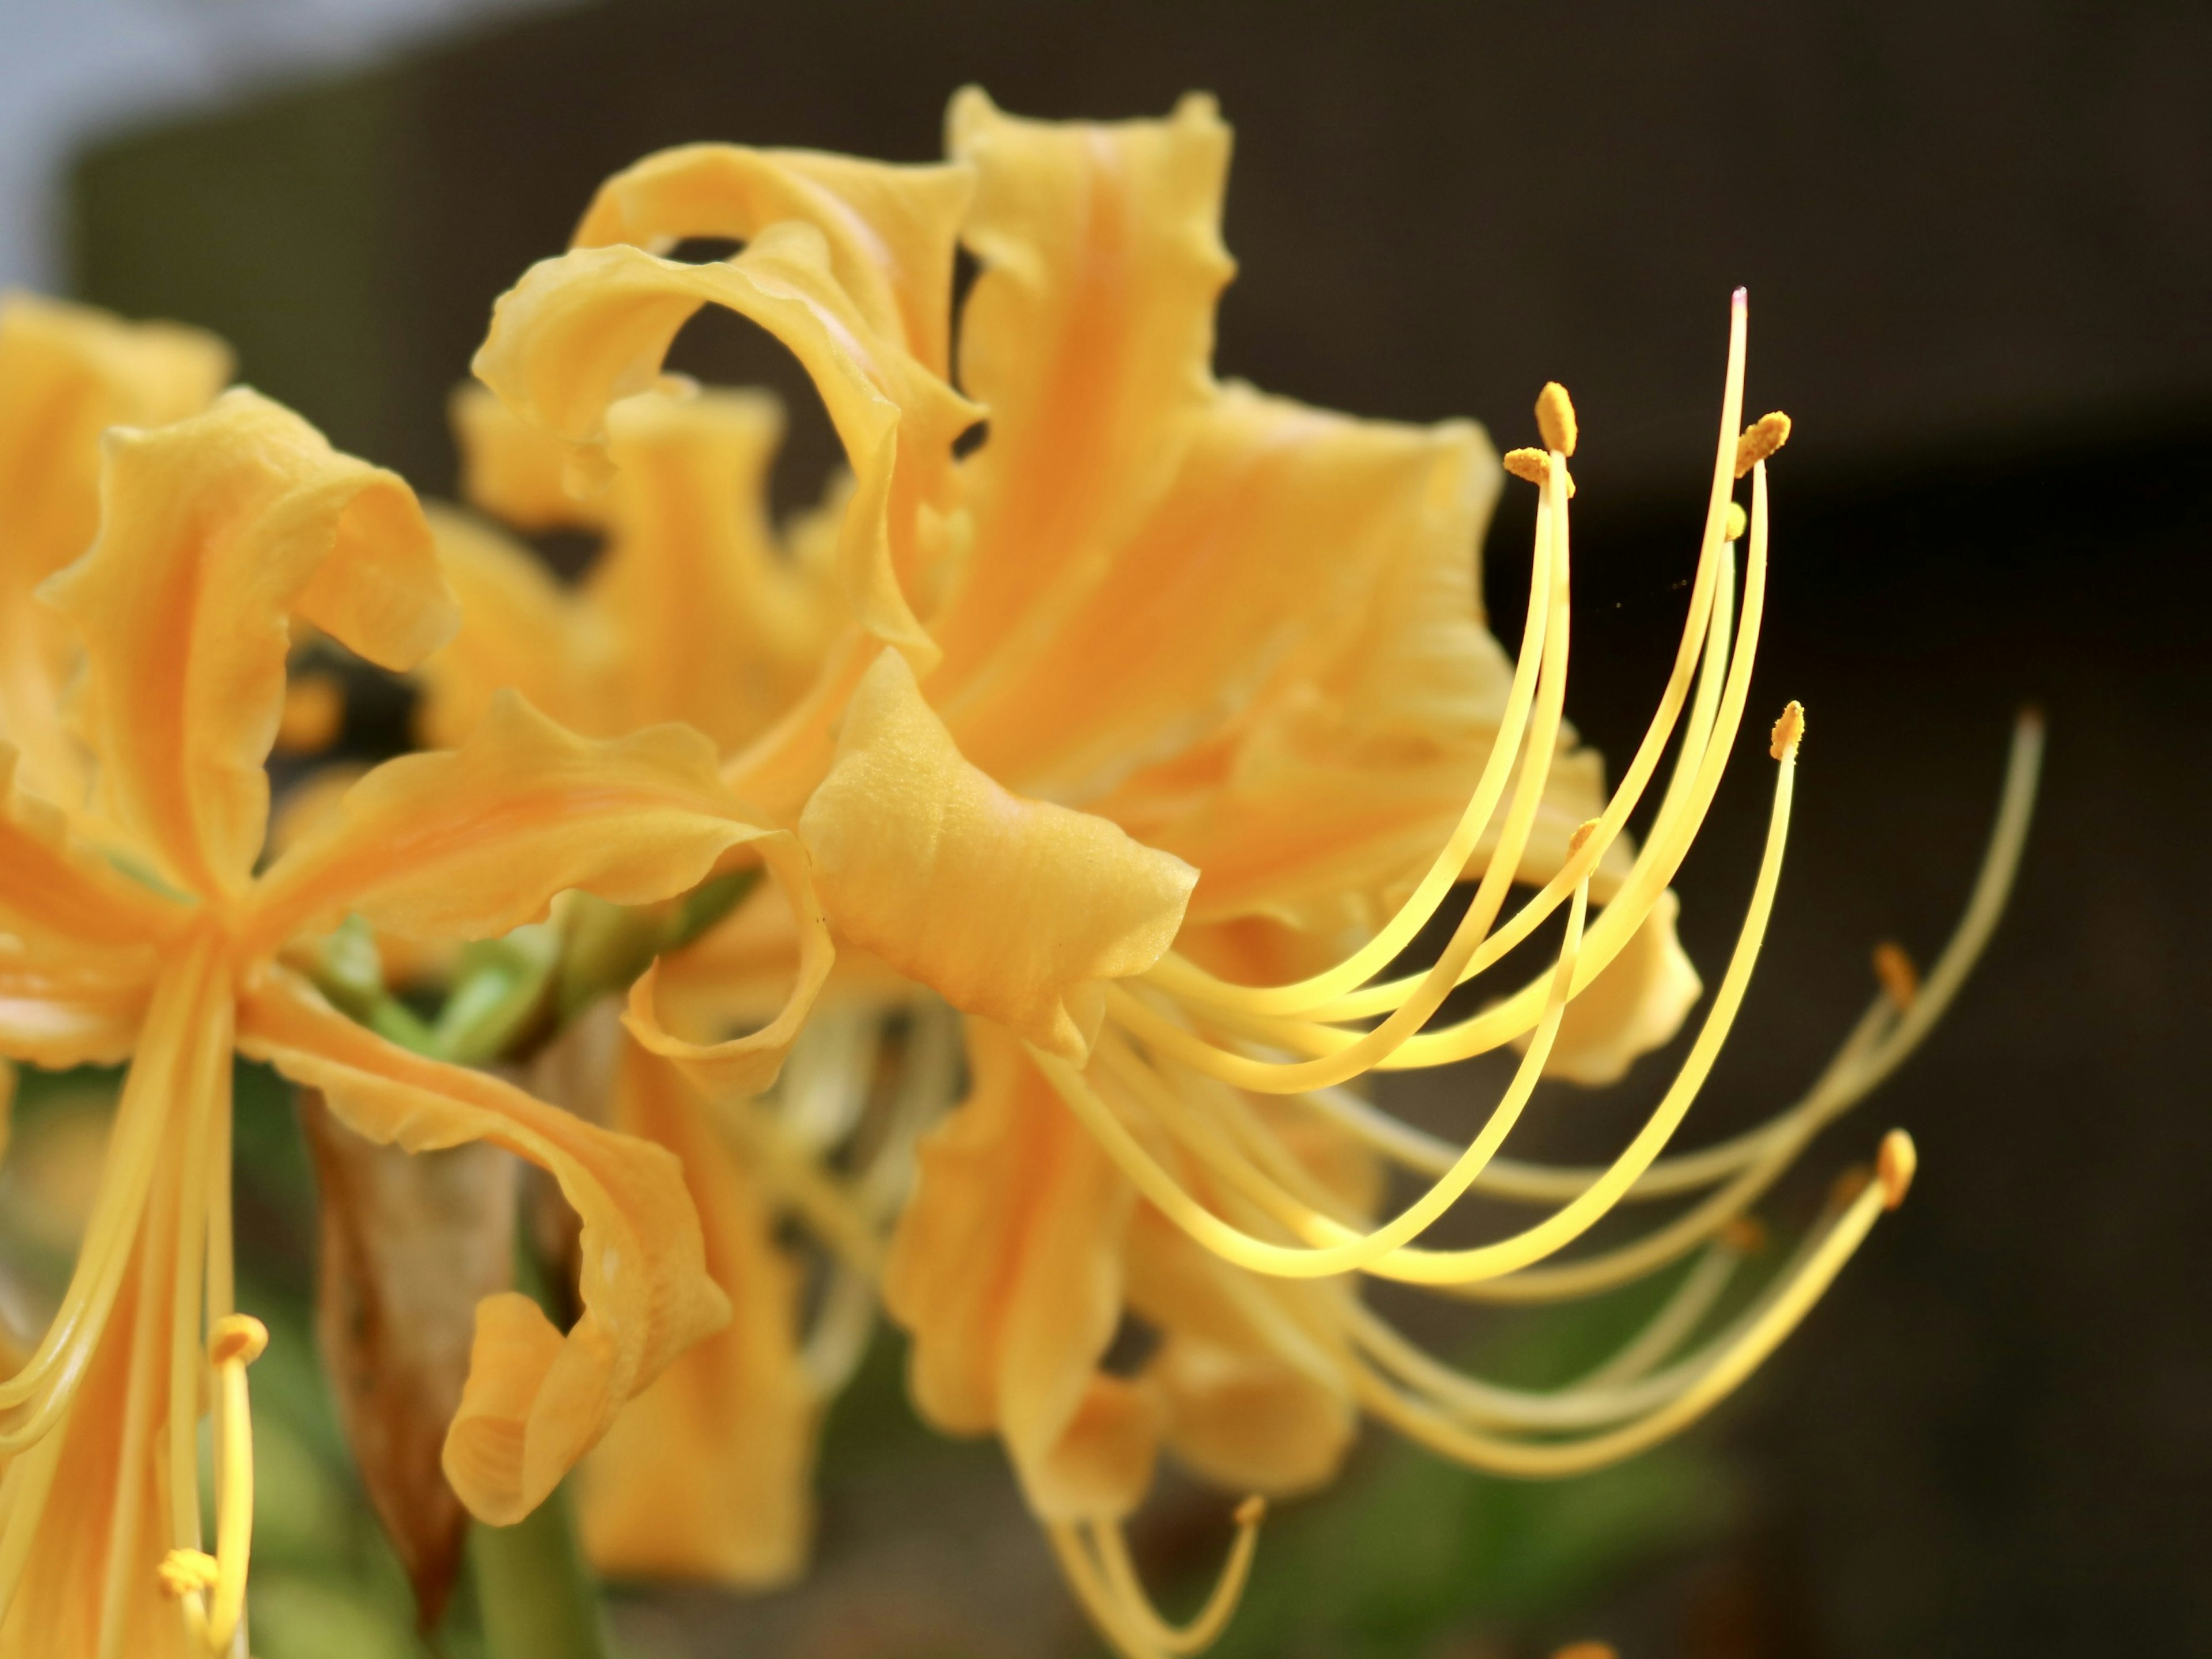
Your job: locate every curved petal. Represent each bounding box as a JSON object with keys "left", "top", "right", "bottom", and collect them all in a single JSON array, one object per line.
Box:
[
  {"left": 0, "top": 293, "right": 230, "bottom": 807},
  {"left": 571, "top": 144, "right": 974, "bottom": 376},
  {"left": 471, "top": 223, "right": 974, "bottom": 669},
  {"left": 882, "top": 1021, "right": 1158, "bottom": 1522},
  {"left": 620, "top": 827, "right": 832, "bottom": 1102},
  {"left": 579, "top": 1040, "right": 816, "bottom": 1586},
  {"left": 796, "top": 651, "right": 1194, "bottom": 1065},
  {"left": 233, "top": 968, "right": 730, "bottom": 1526},
  {"left": 40, "top": 389, "right": 457, "bottom": 900},
  {"left": 925, "top": 88, "right": 1234, "bottom": 703},
  {"left": 415, "top": 503, "right": 610, "bottom": 748},
  {"left": 244, "top": 691, "right": 791, "bottom": 955}
]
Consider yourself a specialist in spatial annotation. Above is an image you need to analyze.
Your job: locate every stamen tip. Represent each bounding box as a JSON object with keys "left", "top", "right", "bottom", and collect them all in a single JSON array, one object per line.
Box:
[
  {"left": 157, "top": 1548, "right": 219, "bottom": 1599},
  {"left": 1734, "top": 410, "right": 1793, "bottom": 479},
  {"left": 1769, "top": 700, "right": 1805, "bottom": 760},
  {"left": 1234, "top": 1494, "right": 1268, "bottom": 1528},
  {"left": 1877, "top": 1129, "right": 1918, "bottom": 1210},
  {"left": 1723, "top": 500, "right": 1748, "bottom": 543},
  {"left": 210, "top": 1313, "right": 269, "bottom": 1368},
  {"left": 1721, "top": 1214, "right": 1768, "bottom": 1254},
  {"left": 1535, "top": 381, "right": 1579, "bottom": 457},
  {"left": 1872, "top": 941, "right": 1920, "bottom": 1010}
]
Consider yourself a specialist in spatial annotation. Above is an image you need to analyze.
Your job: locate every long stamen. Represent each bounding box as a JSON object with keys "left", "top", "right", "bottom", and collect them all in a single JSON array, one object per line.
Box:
[{"left": 158, "top": 1313, "right": 267, "bottom": 1655}]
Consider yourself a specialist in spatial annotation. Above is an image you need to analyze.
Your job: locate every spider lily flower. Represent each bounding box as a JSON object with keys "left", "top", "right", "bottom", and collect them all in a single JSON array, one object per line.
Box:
[
  {"left": 462, "top": 90, "right": 2038, "bottom": 1653},
  {"left": 0, "top": 365, "right": 832, "bottom": 1653}
]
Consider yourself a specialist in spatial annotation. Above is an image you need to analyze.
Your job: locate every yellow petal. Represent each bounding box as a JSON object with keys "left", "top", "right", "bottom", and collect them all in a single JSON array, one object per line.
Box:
[
  {"left": 924, "top": 89, "right": 1233, "bottom": 700},
  {"left": 1535, "top": 888, "right": 1703, "bottom": 1086},
  {"left": 40, "top": 389, "right": 457, "bottom": 900},
  {"left": 571, "top": 143, "right": 975, "bottom": 375},
  {"left": 797, "top": 651, "right": 1195, "bottom": 1063},
  {"left": 471, "top": 222, "right": 974, "bottom": 670},
  {"left": 882, "top": 1021, "right": 1157, "bottom": 1521},
  {"left": 620, "top": 822, "right": 832, "bottom": 1102},
  {"left": 233, "top": 968, "right": 730, "bottom": 1525},
  {"left": 414, "top": 503, "right": 611, "bottom": 748},
  {"left": 579, "top": 1042, "right": 817, "bottom": 1586},
  {"left": 0, "top": 747, "right": 186, "bottom": 955},
  {"left": 0, "top": 293, "right": 230, "bottom": 808},
  {"left": 587, "top": 388, "right": 843, "bottom": 748},
  {"left": 449, "top": 381, "right": 608, "bottom": 532},
  {"left": 244, "top": 691, "right": 791, "bottom": 955}
]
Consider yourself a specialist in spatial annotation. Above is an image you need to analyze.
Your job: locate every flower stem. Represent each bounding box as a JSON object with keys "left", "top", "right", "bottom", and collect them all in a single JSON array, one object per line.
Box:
[{"left": 470, "top": 1482, "right": 611, "bottom": 1659}]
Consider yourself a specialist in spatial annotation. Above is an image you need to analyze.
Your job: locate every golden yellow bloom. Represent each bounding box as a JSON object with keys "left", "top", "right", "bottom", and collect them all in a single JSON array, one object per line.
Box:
[
  {"left": 448, "top": 89, "right": 2038, "bottom": 1654},
  {"left": 0, "top": 331, "right": 833, "bottom": 1652}
]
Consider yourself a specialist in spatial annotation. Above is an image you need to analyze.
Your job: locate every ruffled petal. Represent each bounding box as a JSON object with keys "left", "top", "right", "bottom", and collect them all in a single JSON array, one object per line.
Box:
[
  {"left": 233, "top": 968, "right": 730, "bottom": 1525},
  {"left": 471, "top": 221, "right": 974, "bottom": 669},
  {"left": 571, "top": 143, "right": 974, "bottom": 376},
  {"left": 415, "top": 503, "right": 611, "bottom": 748},
  {"left": 796, "top": 650, "right": 1194, "bottom": 1065},
  {"left": 578, "top": 1041, "right": 816, "bottom": 1586},
  {"left": 39, "top": 389, "right": 457, "bottom": 900},
  {"left": 925, "top": 89, "right": 1233, "bottom": 705},
  {"left": 244, "top": 691, "right": 796, "bottom": 955},
  {"left": 0, "top": 293, "right": 229, "bottom": 807},
  {"left": 882, "top": 1021, "right": 1158, "bottom": 1521}
]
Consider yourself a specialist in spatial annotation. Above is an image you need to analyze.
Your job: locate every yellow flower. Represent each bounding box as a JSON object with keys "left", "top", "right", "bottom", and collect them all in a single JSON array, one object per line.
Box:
[
  {"left": 0, "top": 332, "right": 832, "bottom": 1652},
  {"left": 453, "top": 90, "right": 2039, "bottom": 1652}
]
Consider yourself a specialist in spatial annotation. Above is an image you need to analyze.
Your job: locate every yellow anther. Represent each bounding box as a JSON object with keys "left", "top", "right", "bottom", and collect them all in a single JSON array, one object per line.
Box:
[
  {"left": 1723, "top": 500, "right": 1748, "bottom": 542},
  {"left": 209, "top": 1313, "right": 268, "bottom": 1368},
  {"left": 1720, "top": 1214, "right": 1768, "bottom": 1254},
  {"left": 275, "top": 670, "right": 345, "bottom": 755},
  {"left": 1502, "top": 447, "right": 1576, "bottom": 497},
  {"left": 1872, "top": 941, "right": 1920, "bottom": 1010},
  {"left": 1769, "top": 699, "right": 1805, "bottom": 760},
  {"left": 1233, "top": 1494, "right": 1267, "bottom": 1527},
  {"left": 1567, "top": 817, "right": 1600, "bottom": 855},
  {"left": 1535, "top": 381, "right": 1579, "bottom": 456},
  {"left": 157, "top": 1548, "right": 219, "bottom": 1599},
  {"left": 1733, "top": 410, "right": 1792, "bottom": 478},
  {"left": 1876, "top": 1129, "right": 1918, "bottom": 1210}
]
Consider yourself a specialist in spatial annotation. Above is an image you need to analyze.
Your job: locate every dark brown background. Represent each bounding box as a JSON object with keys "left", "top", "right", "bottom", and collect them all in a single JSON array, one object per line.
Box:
[{"left": 66, "top": 2, "right": 2212, "bottom": 1654}]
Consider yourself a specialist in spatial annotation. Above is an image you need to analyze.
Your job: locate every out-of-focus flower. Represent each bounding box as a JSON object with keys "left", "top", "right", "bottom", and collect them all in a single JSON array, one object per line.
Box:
[
  {"left": 442, "top": 88, "right": 2039, "bottom": 1656},
  {"left": 0, "top": 302, "right": 835, "bottom": 1654}
]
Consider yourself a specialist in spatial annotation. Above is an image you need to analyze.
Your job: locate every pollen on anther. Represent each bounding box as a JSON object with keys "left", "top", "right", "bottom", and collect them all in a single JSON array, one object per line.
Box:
[
  {"left": 1535, "top": 382, "right": 1578, "bottom": 456},
  {"left": 1770, "top": 700, "right": 1805, "bottom": 760},
  {"left": 157, "top": 1548, "right": 219, "bottom": 1599},
  {"left": 1723, "top": 501, "right": 1748, "bottom": 543},
  {"left": 1734, "top": 411, "right": 1792, "bottom": 478},
  {"left": 1877, "top": 1129, "right": 1918, "bottom": 1210},
  {"left": 1502, "top": 447, "right": 1575, "bottom": 498},
  {"left": 1873, "top": 941, "right": 1921, "bottom": 1010},
  {"left": 210, "top": 1313, "right": 269, "bottom": 1367}
]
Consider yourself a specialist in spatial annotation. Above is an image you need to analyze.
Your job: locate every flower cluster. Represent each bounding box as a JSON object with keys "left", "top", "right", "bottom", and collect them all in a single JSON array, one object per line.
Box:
[{"left": 0, "top": 89, "right": 2036, "bottom": 1658}]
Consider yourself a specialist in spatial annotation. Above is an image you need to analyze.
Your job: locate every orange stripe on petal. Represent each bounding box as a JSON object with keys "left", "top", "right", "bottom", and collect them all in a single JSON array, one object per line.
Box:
[
  {"left": 39, "top": 389, "right": 457, "bottom": 900},
  {"left": 797, "top": 651, "right": 1194, "bottom": 1065},
  {"left": 233, "top": 968, "right": 730, "bottom": 1527}
]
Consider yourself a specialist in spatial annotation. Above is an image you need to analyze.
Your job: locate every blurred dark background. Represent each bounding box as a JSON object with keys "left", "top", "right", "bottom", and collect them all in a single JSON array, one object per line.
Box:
[{"left": 42, "top": 2, "right": 2212, "bottom": 1655}]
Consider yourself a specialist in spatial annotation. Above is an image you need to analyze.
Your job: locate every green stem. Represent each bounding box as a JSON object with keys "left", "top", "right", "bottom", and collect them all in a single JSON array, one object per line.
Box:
[{"left": 469, "top": 1482, "right": 612, "bottom": 1659}]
